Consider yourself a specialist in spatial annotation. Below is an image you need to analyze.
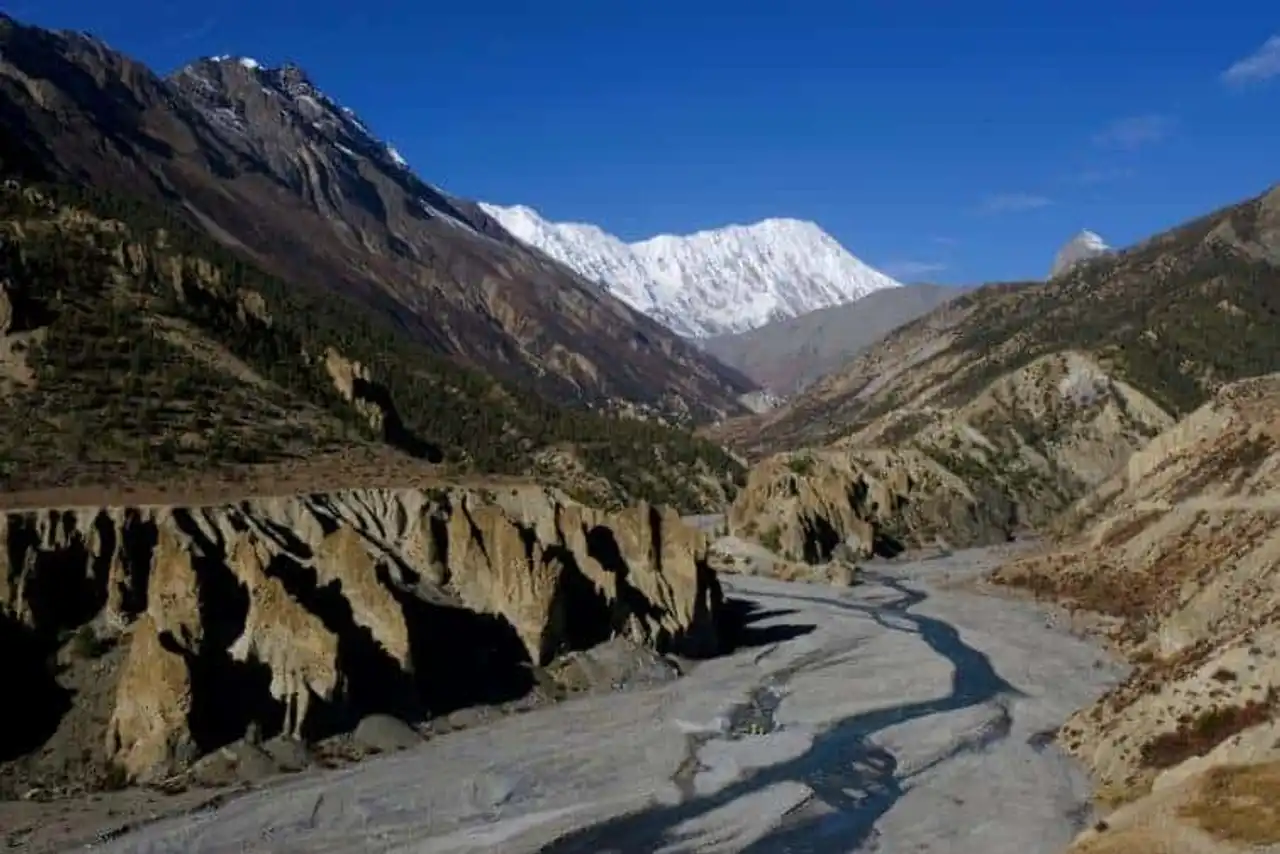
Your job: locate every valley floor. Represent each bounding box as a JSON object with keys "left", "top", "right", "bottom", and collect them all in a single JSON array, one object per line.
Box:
[{"left": 51, "top": 544, "right": 1126, "bottom": 854}]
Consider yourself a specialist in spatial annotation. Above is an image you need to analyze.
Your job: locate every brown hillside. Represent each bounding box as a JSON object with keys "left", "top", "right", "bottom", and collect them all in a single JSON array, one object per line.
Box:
[
  {"left": 990, "top": 374, "right": 1280, "bottom": 848},
  {"left": 715, "top": 184, "right": 1280, "bottom": 553}
]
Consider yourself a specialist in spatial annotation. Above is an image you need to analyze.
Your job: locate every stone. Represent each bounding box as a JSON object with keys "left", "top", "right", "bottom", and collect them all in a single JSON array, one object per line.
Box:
[{"left": 352, "top": 714, "right": 421, "bottom": 753}]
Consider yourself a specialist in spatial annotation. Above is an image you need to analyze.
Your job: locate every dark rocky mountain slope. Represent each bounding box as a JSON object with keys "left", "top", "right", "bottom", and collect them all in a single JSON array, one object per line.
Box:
[
  {"left": 0, "top": 178, "right": 745, "bottom": 511},
  {"left": 0, "top": 13, "right": 755, "bottom": 426}
]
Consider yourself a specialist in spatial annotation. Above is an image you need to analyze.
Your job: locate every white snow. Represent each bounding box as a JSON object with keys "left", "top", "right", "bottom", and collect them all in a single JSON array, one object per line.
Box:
[
  {"left": 338, "top": 106, "right": 371, "bottom": 134},
  {"left": 1049, "top": 230, "right": 1111, "bottom": 278},
  {"left": 478, "top": 202, "right": 903, "bottom": 338},
  {"left": 386, "top": 145, "right": 408, "bottom": 168},
  {"left": 238, "top": 57, "right": 260, "bottom": 70}
]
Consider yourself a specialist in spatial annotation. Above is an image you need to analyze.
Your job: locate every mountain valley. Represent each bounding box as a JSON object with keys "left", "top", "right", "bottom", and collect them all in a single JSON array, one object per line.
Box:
[
  {"left": 703, "top": 283, "right": 970, "bottom": 395},
  {"left": 3, "top": 9, "right": 1280, "bottom": 854},
  {"left": 713, "top": 183, "right": 1280, "bottom": 557}
]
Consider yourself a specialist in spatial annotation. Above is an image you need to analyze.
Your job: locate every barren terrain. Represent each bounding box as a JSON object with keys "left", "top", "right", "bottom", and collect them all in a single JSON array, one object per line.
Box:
[{"left": 23, "top": 544, "right": 1125, "bottom": 854}]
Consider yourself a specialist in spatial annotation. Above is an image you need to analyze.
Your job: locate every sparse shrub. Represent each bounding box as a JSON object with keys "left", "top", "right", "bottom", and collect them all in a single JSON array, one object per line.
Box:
[
  {"left": 1139, "top": 688, "right": 1278, "bottom": 769},
  {"left": 65, "top": 624, "right": 112, "bottom": 659},
  {"left": 0, "top": 179, "right": 746, "bottom": 512},
  {"left": 787, "top": 454, "right": 815, "bottom": 477},
  {"left": 759, "top": 525, "right": 783, "bottom": 554}
]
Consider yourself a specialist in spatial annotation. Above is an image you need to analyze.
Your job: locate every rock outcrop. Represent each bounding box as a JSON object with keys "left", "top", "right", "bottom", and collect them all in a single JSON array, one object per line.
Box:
[
  {"left": 0, "top": 485, "right": 723, "bottom": 783},
  {"left": 713, "top": 184, "right": 1280, "bottom": 565},
  {"left": 727, "top": 447, "right": 1015, "bottom": 563},
  {"left": 323, "top": 347, "right": 391, "bottom": 436},
  {"left": 990, "top": 373, "right": 1280, "bottom": 845},
  {"left": 708, "top": 537, "right": 861, "bottom": 587}
]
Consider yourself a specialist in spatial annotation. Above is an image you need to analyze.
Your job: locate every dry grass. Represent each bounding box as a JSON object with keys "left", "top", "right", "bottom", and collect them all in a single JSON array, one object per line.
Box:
[
  {"left": 1069, "top": 827, "right": 1177, "bottom": 854},
  {"left": 1091, "top": 779, "right": 1155, "bottom": 812},
  {"left": 990, "top": 550, "right": 1164, "bottom": 624},
  {"left": 1180, "top": 760, "right": 1280, "bottom": 845}
]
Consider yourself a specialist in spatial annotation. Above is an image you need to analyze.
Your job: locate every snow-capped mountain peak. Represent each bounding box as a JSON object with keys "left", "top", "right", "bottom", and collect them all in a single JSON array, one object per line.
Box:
[
  {"left": 1049, "top": 229, "right": 1111, "bottom": 278},
  {"left": 479, "top": 203, "right": 902, "bottom": 337}
]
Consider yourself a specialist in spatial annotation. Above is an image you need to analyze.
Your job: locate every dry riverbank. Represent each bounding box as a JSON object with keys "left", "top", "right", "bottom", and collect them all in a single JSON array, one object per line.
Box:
[{"left": 57, "top": 544, "right": 1124, "bottom": 854}]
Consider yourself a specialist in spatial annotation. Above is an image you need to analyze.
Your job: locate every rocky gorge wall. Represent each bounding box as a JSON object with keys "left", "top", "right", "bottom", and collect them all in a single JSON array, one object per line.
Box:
[
  {"left": 727, "top": 447, "right": 1017, "bottom": 564},
  {"left": 1, "top": 485, "right": 723, "bottom": 784}
]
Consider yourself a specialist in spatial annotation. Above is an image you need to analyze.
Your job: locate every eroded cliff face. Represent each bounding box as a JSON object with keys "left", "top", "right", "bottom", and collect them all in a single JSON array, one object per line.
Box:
[
  {"left": 0, "top": 485, "right": 722, "bottom": 784},
  {"left": 727, "top": 447, "right": 1017, "bottom": 564}
]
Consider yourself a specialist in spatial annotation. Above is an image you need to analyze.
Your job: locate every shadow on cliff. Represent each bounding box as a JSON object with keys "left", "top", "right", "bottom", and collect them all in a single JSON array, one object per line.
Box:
[
  {"left": 252, "top": 551, "right": 536, "bottom": 736},
  {"left": 0, "top": 510, "right": 120, "bottom": 763},
  {"left": 392, "top": 582, "right": 535, "bottom": 719},
  {"left": 536, "top": 572, "right": 1021, "bottom": 854},
  {"left": 349, "top": 374, "right": 444, "bottom": 463},
  {"left": 0, "top": 614, "right": 72, "bottom": 762}
]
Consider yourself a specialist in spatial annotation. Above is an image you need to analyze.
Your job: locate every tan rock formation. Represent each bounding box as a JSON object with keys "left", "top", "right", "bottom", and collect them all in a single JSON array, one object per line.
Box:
[
  {"left": 722, "top": 348, "right": 1174, "bottom": 557},
  {"left": 0, "top": 484, "right": 723, "bottom": 782},
  {"left": 323, "top": 346, "right": 390, "bottom": 435},
  {"left": 104, "top": 615, "right": 198, "bottom": 783},
  {"left": 728, "top": 447, "right": 1013, "bottom": 563},
  {"left": 224, "top": 532, "right": 344, "bottom": 740}
]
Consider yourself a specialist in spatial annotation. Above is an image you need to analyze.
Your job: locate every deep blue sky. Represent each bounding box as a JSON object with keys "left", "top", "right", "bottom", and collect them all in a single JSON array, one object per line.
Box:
[{"left": 15, "top": 1, "right": 1280, "bottom": 283}]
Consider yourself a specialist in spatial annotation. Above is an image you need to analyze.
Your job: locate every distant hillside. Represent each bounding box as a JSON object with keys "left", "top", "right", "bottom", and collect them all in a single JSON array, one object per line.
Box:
[
  {"left": 714, "top": 183, "right": 1280, "bottom": 555},
  {"left": 702, "top": 283, "right": 970, "bottom": 395}
]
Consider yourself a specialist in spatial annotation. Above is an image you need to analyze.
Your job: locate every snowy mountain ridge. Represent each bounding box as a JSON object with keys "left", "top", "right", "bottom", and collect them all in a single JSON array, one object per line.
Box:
[{"left": 479, "top": 202, "right": 903, "bottom": 337}]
